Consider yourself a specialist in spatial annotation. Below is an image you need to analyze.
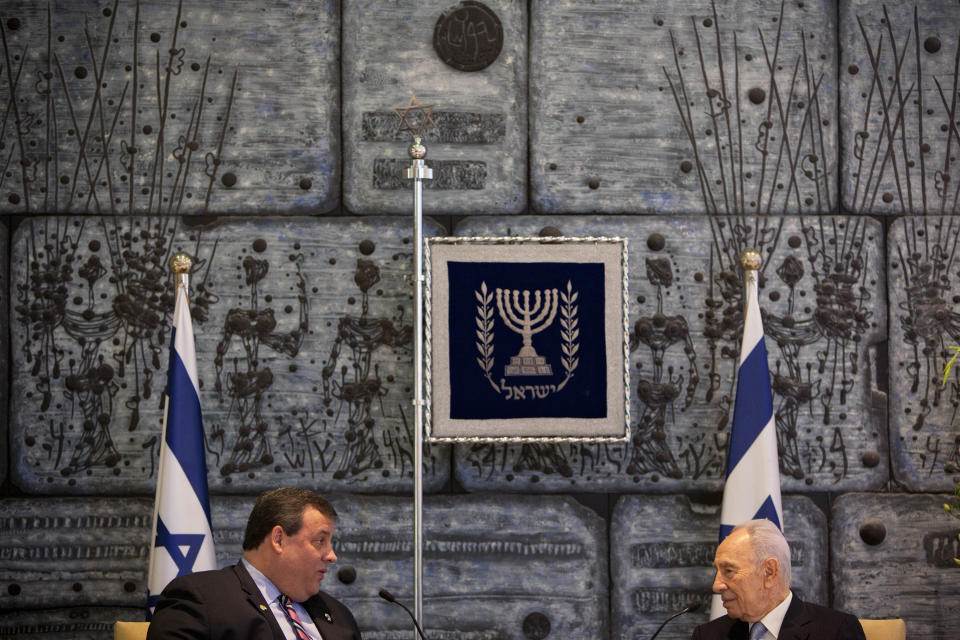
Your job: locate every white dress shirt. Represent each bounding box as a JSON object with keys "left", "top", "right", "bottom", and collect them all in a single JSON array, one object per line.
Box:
[
  {"left": 749, "top": 590, "right": 793, "bottom": 640},
  {"left": 243, "top": 558, "right": 324, "bottom": 640}
]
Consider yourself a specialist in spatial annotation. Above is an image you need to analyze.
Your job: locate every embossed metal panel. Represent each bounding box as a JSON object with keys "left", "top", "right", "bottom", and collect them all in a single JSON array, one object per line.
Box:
[
  {"left": 453, "top": 216, "right": 886, "bottom": 493},
  {"left": 10, "top": 217, "right": 449, "bottom": 494},
  {"left": 1, "top": 493, "right": 604, "bottom": 636},
  {"left": 0, "top": 498, "right": 152, "bottom": 611},
  {"left": 611, "top": 494, "right": 826, "bottom": 640},
  {"left": 531, "top": 0, "right": 838, "bottom": 214},
  {"left": 0, "top": 0, "right": 339, "bottom": 215},
  {"left": 832, "top": 493, "right": 959, "bottom": 639},
  {"left": 343, "top": 0, "right": 527, "bottom": 214},
  {"left": 888, "top": 216, "right": 960, "bottom": 491},
  {"left": 840, "top": 1, "right": 960, "bottom": 214},
  {"left": 0, "top": 220, "right": 8, "bottom": 486},
  {"left": 0, "top": 607, "right": 145, "bottom": 640},
  {"left": 327, "top": 495, "right": 607, "bottom": 640},
  {"left": 0, "top": 496, "right": 323, "bottom": 635}
]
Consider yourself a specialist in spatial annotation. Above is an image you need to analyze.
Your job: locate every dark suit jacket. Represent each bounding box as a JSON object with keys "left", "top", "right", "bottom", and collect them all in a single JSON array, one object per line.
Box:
[
  {"left": 691, "top": 595, "right": 865, "bottom": 640},
  {"left": 147, "top": 562, "right": 362, "bottom": 640}
]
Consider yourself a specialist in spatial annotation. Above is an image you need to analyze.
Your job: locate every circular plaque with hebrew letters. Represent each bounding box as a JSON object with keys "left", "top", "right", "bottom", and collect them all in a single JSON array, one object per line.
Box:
[{"left": 433, "top": 1, "right": 503, "bottom": 72}]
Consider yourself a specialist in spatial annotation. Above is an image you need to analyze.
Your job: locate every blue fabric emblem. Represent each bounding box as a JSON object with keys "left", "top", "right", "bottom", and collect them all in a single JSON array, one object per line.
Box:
[{"left": 447, "top": 261, "right": 607, "bottom": 420}]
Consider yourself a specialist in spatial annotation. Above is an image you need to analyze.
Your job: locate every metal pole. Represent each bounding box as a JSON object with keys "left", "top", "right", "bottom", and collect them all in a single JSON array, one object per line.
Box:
[{"left": 405, "top": 135, "right": 432, "bottom": 634}]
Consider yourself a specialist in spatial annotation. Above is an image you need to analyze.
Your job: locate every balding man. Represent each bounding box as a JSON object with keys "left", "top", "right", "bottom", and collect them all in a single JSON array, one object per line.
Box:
[{"left": 692, "top": 519, "right": 865, "bottom": 640}]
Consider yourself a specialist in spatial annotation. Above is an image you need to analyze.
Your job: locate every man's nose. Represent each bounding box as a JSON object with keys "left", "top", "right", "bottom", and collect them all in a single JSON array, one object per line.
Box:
[
  {"left": 327, "top": 549, "right": 338, "bottom": 563},
  {"left": 711, "top": 573, "right": 725, "bottom": 593}
]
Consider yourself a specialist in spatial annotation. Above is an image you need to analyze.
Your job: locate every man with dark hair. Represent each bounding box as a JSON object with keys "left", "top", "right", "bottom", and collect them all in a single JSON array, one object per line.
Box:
[
  {"left": 148, "top": 487, "right": 362, "bottom": 639},
  {"left": 692, "top": 519, "right": 864, "bottom": 640}
]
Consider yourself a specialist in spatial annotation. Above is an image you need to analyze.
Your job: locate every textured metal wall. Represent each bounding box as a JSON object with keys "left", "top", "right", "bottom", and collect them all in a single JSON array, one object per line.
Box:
[
  {"left": 612, "top": 495, "right": 827, "bottom": 640},
  {"left": 0, "top": 0, "right": 958, "bottom": 638},
  {"left": 9, "top": 217, "right": 450, "bottom": 494},
  {"left": 0, "top": 0, "right": 340, "bottom": 215}
]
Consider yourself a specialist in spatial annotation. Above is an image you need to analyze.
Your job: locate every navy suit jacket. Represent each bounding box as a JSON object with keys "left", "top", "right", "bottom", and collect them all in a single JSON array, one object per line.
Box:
[
  {"left": 691, "top": 596, "right": 865, "bottom": 640},
  {"left": 147, "top": 563, "right": 362, "bottom": 640}
]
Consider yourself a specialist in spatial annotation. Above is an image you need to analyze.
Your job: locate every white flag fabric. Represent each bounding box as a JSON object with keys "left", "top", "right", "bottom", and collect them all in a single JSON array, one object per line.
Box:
[
  {"left": 147, "top": 281, "right": 216, "bottom": 617},
  {"left": 710, "top": 263, "right": 783, "bottom": 620}
]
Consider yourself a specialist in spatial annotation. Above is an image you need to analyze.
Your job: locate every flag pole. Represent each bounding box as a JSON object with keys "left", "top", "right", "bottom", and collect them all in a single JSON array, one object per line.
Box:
[
  {"left": 147, "top": 252, "right": 216, "bottom": 617},
  {"left": 406, "top": 135, "right": 431, "bottom": 633},
  {"left": 710, "top": 248, "right": 783, "bottom": 620},
  {"left": 395, "top": 94, "right": 435, "bottom": 637},
  {"left": 147, "top": 254, "right": 190, "bottom": 618}
]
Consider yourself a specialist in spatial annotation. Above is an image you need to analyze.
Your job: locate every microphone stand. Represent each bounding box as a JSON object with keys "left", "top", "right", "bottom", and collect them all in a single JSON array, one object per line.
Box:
[
  {"left": 649, "top": 601, "right": 701, "bottom": 640},
  {"left": 379, "top": 588, "right": 428, "bottom": 640}
]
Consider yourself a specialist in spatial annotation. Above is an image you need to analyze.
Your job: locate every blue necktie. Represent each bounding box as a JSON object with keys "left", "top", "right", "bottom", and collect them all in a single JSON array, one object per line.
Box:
[{"left": 749, "top": 621, "right": 767, "bottom": 640}]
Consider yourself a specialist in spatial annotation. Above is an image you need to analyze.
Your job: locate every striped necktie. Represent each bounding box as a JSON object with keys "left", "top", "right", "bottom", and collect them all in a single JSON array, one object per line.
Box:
[{"left": 278, "top": 594, "right": 311, "bottom": 640}]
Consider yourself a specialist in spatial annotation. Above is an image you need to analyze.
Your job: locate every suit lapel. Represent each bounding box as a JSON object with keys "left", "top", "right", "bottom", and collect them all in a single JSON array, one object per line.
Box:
[
  {"left": 232, "top": 562, "right": 288, "bottom": 640},
  {"left": 777, "top": 596, "right": 813, "bottom": 640},
  {"left": 304, "top": 594, "right": 339, "bottom": 638}
]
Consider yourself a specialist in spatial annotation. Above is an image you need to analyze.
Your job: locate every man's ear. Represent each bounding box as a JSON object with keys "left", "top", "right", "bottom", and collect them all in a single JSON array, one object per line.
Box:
[
  {"left": 761, "top": 557, "right": 779, "bottom": 586},
  {"left": 270, "top": 525, "right": 285, "bottom": 551}
]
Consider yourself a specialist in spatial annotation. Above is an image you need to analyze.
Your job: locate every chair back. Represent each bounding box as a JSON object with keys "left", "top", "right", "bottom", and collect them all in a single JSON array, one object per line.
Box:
[
  {"left": 114, "top": 621, "right": 150, "bottom": 640},
  {"left": 858, "top": 618, "right": 906, "bottom": 640}
]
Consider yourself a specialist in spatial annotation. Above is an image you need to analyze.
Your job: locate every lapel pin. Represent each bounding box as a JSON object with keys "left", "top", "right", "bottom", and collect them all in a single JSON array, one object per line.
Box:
[
  {"left": 324, "top": 613, "right": 333, "bottom": 623},
  {"left": 259, "top": 604, "right": 268, "bottom": 612}
]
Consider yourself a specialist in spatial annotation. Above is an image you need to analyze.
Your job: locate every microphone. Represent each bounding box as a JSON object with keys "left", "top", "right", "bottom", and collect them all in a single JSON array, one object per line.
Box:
[
  {"left": 648, "top": 601, "right": 701, "bottom": 640},
  {"left": 378, "top": 588, "right": 428, "bottom": 640}
]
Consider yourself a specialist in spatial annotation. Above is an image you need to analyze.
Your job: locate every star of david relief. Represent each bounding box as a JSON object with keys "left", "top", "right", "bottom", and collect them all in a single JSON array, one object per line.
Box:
[{"left": 394, "top": 95, "right": 438, "bottom": 139}]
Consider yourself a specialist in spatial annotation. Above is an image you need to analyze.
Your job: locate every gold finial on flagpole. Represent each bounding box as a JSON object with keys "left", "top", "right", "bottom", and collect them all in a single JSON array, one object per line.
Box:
[
  {"left": 739, "top": 250, "right": 761, "bottom": 313},
  {"left": 169, "top": 252, "right": 192, "bottom": 292},
  {"left": 739, "top": 248, "right": 762, "bottom": 272}
]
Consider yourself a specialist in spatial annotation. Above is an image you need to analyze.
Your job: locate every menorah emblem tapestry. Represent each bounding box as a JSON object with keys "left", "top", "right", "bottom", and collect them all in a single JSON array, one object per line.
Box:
[
  {"left": 426, "top": 237, "right": 629, "bottom": 442},
  {"left": 496, "top": 287, "right": 559, "bottom": 376}
]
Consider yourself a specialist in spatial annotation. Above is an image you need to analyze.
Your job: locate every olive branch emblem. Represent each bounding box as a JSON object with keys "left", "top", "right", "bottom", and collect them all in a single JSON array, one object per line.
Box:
[
  {"left": 557, "top": 280, "right": 580, "bottom": 391},
  {"left": 475, "top": 281, "right": 498, "bottom": 392}
]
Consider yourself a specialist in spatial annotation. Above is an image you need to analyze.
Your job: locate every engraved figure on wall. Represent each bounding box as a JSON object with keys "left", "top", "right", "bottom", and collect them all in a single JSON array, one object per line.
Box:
[
  {"left": 627, "top": 256, "right": 698, "bottom": 480},
  {"left": 213, "top": 241, "right": 308, "bottom": 478},
  {"left": 321, "top": 256, "right": 413, "bottom": 480}
]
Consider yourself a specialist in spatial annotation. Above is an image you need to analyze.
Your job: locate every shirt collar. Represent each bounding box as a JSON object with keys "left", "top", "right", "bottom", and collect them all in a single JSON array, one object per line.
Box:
[
  {"left": 750, "top": 590, "right": 793, "bottom": 638},
  {"left": 242, "top": 557, "right": 283, "bottom": 604}
]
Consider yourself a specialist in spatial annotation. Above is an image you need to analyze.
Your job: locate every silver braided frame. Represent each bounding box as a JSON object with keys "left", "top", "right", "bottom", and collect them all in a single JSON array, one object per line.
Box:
[{"left": 424, "top": 236, "right": 630, "bottom": 444}]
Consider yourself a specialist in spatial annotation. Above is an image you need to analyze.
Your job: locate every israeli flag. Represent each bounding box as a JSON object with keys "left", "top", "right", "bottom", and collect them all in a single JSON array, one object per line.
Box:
[
  {"left": 147, "top": 279, "right": 216, "bottom": 617},
  {"left": 710, "top": 254, "right": 783, "bottom": 620}
]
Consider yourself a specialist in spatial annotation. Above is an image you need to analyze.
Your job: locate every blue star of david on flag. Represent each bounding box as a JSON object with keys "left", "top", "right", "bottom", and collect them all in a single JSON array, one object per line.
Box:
[
  {"left": 154, "top": 518, "right": 207, "bottom": 576},
  {"left": 710, "top": 252, "right": 783, "bottom": 619},
  {"left": 147, "top": 273, "right": 216, "bottom": 618}
]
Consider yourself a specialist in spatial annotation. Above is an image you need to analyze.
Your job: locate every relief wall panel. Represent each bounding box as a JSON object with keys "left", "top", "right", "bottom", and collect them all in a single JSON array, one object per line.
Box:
[
  {"left": 888, "top": 216, "right": 960, "bottom": 491},
  {"left": 840, "top": 1, "right": 960, "bottom": 215},
  {"left": 343, "top": 0, "right": 527, "bottom": 215},
  {"left": 611, "top": 494, "right": 826, "bottom": 640},
  {"left": 1, "top": 0, "right": 959, "bottom": 634},
  {"left": 210, "top": 494, "right": 608, "bottom": 640},
  {"left": 0, "top": 607, "right": 144, "bottom": 640},
  {"left": 0, "top": 498, "right": 152, "bottom": 615},
  {"left": 531, "top": 0, "right": 838, "bottom": 214},
  {"left": 0, "top": 220, "right": 7, "bottom": 485},
  {"left": 832, "top": 493, "right": 959, "bottom": 639},
  {"left": 10, "top": 217, "right": 449, "bottom": 494},
  {"left": 0, "top": 0, "right": 340, "bottom": 215},
  {"left": 452, "top": 216, "right": 886, "bottom": 493}
]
